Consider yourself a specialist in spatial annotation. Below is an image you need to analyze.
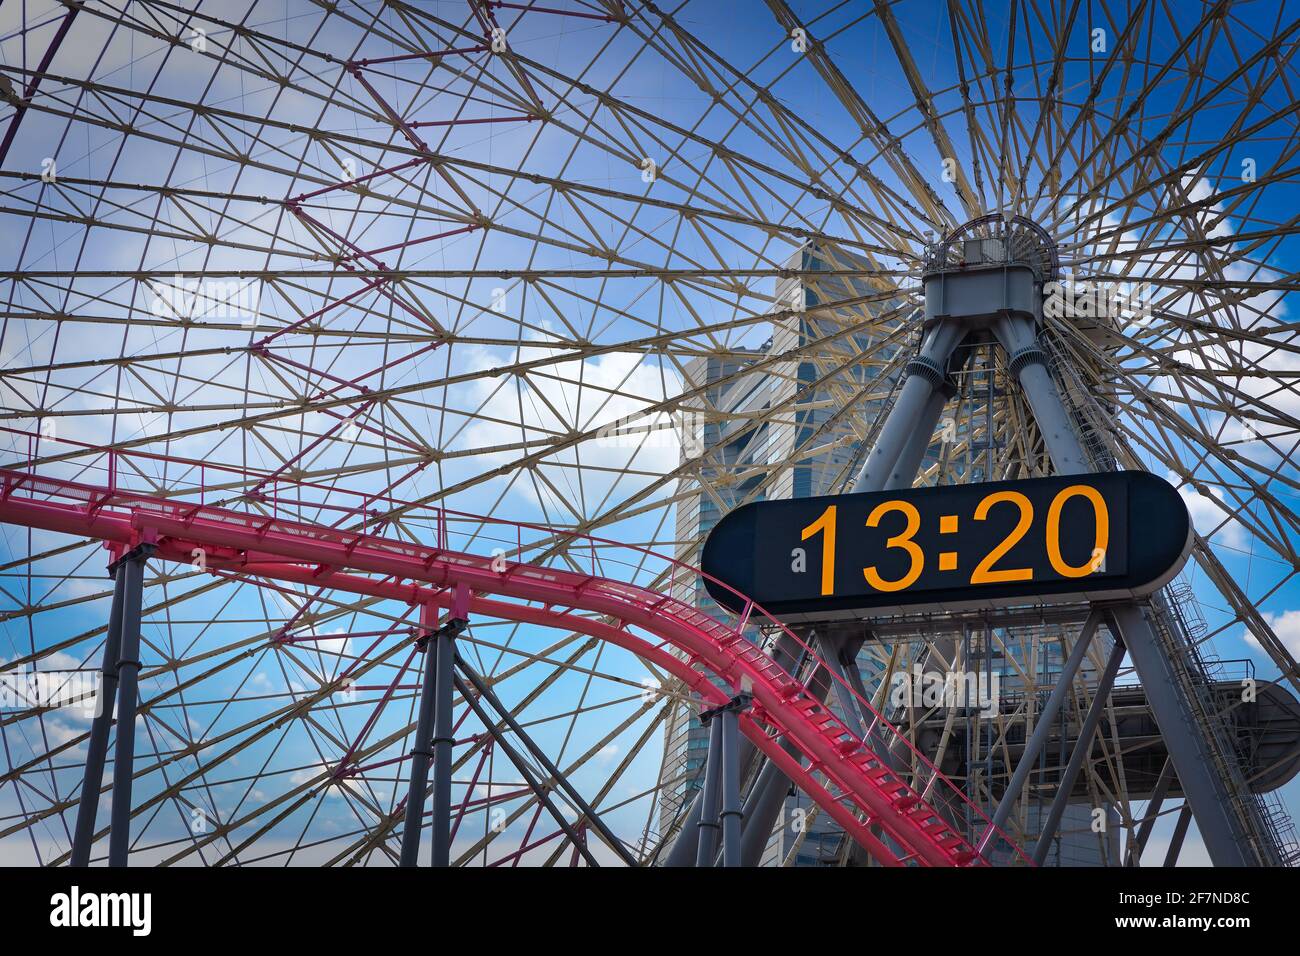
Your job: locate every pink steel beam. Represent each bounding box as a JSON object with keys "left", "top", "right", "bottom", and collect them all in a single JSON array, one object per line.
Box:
[
  {"left": 0, "top": 5, "right": 80, "bottom": 165},
  {"left": 0, "top": 468, "right": 1009, "bottom": 866}
]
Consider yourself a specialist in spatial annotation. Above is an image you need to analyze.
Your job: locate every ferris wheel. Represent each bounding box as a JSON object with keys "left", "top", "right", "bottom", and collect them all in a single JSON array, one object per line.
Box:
[{"left": 1, "top": 0, "right": 1298, "bottom": 867}]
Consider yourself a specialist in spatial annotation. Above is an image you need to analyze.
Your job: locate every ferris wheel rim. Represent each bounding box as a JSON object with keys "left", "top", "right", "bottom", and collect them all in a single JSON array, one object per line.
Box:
[{"left": 1, "top": 0, "right": 1298, "bottom": 867}]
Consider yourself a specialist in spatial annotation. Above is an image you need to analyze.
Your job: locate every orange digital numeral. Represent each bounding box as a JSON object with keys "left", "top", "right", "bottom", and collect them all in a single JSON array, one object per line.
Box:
[
  {"left": 863, "top": 499, "right": 924, "bottom": 592},
  {"left": 801, "top": 504, "right": 837, "bottom": 595},
  {"left": 1047, "top": 484, "right": 1109, "bottom": 577},
  {"left": 971, "top": 491, "right": 1034, "bottom": 584}
]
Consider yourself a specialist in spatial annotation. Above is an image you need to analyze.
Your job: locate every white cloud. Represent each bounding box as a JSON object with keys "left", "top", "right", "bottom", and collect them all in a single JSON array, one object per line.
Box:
[
  {"left": 1168, "top": 471, "right": 1246, "bottom": 548},
  {"left": 1246, "top": 610, "right": 1300, "bottom": 659},
  {"left": 456, "top": 332, "right": 687, "bottom": 518}
]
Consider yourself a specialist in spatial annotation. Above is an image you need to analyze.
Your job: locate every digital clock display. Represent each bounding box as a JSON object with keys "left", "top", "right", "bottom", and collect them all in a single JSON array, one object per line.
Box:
[{"left": 700, "top": 471, "right": 1191, "bottom": 620}]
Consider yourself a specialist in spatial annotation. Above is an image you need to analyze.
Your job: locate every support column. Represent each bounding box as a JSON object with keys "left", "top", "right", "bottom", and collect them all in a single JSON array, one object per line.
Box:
[
  {"left": 977, "top": 609, "right": 1103, "bottom": 854},
  {"left": 399, "top": 604, "right": 446, "bottom": 867},
  {"left": 1126, "top": 759, "right": 1174, "bottom": 866},
  {"left": 1164, "top": 804, "right": 1193, "bottom": 867},
  {"left": 990, "top": 313, "right": 1091, "bottom": 475},
  {"left": 694, "top": 714, "right": 723, "bottom": 867},
  {"left": 451, "top": 670, "right": 601, "bottom": 866},
  {"left": 107, "top": 544, "right": 151, "bottom": 868},
  {"left": 884, "top": 383, "right": 955, "bottom": 491},
  {"left": 456, "top": 656, "right": 637, "bottom": 866},
  {"left": 663, "top": 782, "right": 706, "bottom": 866},
  {"left": 665, "top": 632, "right": 800, "bottom": 867},
  {"left": 430, "top": 610, "right": 458, "bottom": 868},
  {"left": 1031, "top": 639, "right": 1125, "bottom": 865},
  {"left": 719, "top": 708, "right": 743, "bottom": 866},
  {"left": 816, "top": 629, "right": 913, "bottom": 864},
  {"left": 837, "top": 637, "right": 881, "bottom": 730},
  {"left": 1109, "top": 603, "right": 1250, "bottom": 866},
  {"left": 70, "top": 556, "right": 126, "bottom": 867},
  {"left": 737, "top": 760, "right": 786, "bottom": 867},
  {"left": 853, "top": 319, "right": 967, "bottom": 493},
  {"left": 815, "top": 631, "right": 866, "bottom": 738}
]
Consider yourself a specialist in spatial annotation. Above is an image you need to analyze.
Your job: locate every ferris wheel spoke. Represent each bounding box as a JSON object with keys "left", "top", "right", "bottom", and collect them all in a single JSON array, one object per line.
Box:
[
  {"left": 629, "top": 3, "right": 937, "bottom": 238},
  {"left": 1051, "top": 12, "right": 1294, "bottom": 230},
  {"left": 3, "top": 0, "right": 1299, "bottom": 869}
]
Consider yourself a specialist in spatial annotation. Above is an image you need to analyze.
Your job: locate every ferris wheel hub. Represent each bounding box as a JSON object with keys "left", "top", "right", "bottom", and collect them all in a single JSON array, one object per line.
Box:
[{"left": 919, "top": 215, "right": 1060, "bottom": 330}]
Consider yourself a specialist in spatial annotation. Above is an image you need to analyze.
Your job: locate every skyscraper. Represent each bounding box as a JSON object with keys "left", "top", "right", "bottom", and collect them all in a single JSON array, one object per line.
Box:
[
  {"left": 657, "top": 240, "right": 901, "bottom": 851},
  {"left": 658, "top": 240, "right": 1117, "bottom": 866}
]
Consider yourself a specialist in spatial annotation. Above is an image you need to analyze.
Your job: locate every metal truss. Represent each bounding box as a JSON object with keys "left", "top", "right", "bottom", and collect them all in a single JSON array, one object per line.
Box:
[{"left": 0, "top": 0, "right": 1298, "bottom": 866}]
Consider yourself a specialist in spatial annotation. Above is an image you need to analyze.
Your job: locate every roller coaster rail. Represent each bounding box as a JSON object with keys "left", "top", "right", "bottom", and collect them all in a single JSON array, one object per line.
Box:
[{"left": 0, "top": 442, "right": 1030, "bottom": 867}]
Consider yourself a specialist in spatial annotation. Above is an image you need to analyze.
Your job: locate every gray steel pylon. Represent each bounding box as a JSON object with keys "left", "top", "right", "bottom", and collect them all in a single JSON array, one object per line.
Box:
[
  {"left": 70, "top": 556, "right": 127, "bottom": 866},
  {"left": 107, "top": 544, "right": 151, "bottom": 868},
  {"left": 399, "top": 603, "right": 444, "bottom": 867},
  {"left": 843, "top": 219, "right": 1255, "bottom": 866}
]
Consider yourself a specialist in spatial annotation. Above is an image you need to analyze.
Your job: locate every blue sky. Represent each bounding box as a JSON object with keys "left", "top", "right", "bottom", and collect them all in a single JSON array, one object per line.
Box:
[{"left": 1, "top": 0, "right": 1298, "bottom": 864}]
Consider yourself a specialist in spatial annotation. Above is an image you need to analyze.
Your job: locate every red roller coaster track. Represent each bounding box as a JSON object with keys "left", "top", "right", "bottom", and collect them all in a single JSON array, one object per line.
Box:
[{"left": 0, "top": 465, "right": 1030, "bottom": 866}]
